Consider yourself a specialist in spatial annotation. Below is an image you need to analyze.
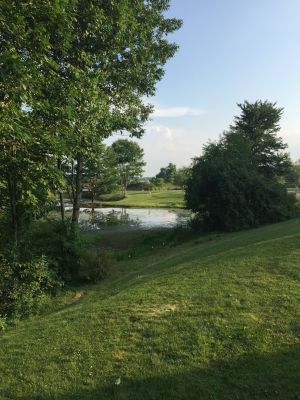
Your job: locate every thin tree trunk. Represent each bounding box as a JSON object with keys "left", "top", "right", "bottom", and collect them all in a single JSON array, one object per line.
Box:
[
  {"left": 7, "top": 172, "right": 18, "bottom": 244},
  {"left": 70, "top": 160, "right": 75, "bottom": 202},
  {"left": 57, "top": 159, "right": 65, "bottom": 223},
  {"left": 72, "top": 154, "right": 83, "bottom": 225},
  {"left": 124, "top": 176, "right": 128, "bottom": 198},
  {"left": 59, "top": 192, "right": 65, "bottom": 222},
  {"left": 91, "top": 190, "right": 95, "bottom": 212}
]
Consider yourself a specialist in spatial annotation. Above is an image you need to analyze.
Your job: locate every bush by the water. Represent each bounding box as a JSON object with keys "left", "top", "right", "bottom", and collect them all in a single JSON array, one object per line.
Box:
[
  {"left": 0, "top": 254, "right": 61, "bottom": 320},
  {"left": 75, "top": 250, "right": 112, "bottom": 283},
  {"left": 0, "top": 220, "right": 113, "bottom": 322},
  {"left": 22, "top": 221, "right": 113, "bottom": 284},
  {"left": 47, "top": 224, "right": 112, "bottom": 284}
]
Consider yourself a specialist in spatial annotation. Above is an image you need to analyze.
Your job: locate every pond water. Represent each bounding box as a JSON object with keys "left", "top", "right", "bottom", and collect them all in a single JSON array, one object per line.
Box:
[{"left": 65, "top": 206, "right": 190, "bottom": 232}]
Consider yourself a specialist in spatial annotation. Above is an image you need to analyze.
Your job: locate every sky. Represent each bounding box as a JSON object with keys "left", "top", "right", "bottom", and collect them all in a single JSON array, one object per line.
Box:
[{"left": 107, "top": 0, "right": 300, "bottom": 177}]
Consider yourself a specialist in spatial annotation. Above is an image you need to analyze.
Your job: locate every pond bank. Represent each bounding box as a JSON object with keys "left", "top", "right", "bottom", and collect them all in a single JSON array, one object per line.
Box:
[{"left": 82, "top": 189, "right": 186, "bottom": 209}]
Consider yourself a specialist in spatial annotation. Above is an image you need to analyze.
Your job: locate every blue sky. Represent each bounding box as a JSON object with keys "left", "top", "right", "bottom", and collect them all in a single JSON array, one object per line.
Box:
[{"left": 109, "top": 0, "right": 300, "bottom": 176}]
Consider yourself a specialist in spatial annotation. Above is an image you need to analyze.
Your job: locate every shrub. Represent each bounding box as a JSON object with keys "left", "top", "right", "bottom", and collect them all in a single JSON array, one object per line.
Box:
[
  {"left": 16, "top": 220, "right": 112, "bottom": 284},
  {"left": 0, "top": 316, "right": 7, "bottom": 331},
  {"left": 74, "top": 250, "right": 112, "bottom": 283},
  {"left": 0, "top": 254, "right": 61, "bottom": 319},
  {"left": 41, "top": 223, "right": 112, "bottom": 283},
  {"left": 127, "top": 181, "right": 152, "bottom": 191}
]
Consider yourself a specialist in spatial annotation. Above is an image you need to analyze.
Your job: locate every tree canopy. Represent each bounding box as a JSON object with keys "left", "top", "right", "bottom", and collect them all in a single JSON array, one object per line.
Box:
[
  {"left": 0, "top": 0, "right": 182, "bottom": 236},
  {"left": 185, "top": 101, "right": 297, "bottom": 231},
  {"left": 111, "top": 139, "right": 146, "bottom": 197},
  {"left": 155, "top": 163, "right": 177, "bottom": 183}
]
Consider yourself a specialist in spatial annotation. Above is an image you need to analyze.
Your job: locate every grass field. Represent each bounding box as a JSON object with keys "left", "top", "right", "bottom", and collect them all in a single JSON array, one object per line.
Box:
[
  {"left": 1, "top": 218, "right": 300, "bottom": 399},
  {"left": 90, "top": 190, "right": 185, "bottom": 208}
]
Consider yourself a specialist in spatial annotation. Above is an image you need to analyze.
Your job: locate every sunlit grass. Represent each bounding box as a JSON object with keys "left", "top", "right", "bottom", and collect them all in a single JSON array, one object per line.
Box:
[
  {"left": 96, "top": 189, "right": 185, "bottom": 208},
  {"left": 0, "top": 218, "right": 300, "bottom": 399}
]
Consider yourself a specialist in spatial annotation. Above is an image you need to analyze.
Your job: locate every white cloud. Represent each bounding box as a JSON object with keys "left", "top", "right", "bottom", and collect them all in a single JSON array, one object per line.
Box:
[
  {"left": 145, "top": 124, "right": 190, "bottom": 153},
  {"left": 140, "top": 124, "right": 205, "bottom": 175},
  {"left": 281, "top": 125, "right": 300, "bottom": 161},
  {"left": 146, "top": 124, "right": 185, "bottom": 140},
  {"left": 152, "top": 106, "right": 206, "bottom": 118}
]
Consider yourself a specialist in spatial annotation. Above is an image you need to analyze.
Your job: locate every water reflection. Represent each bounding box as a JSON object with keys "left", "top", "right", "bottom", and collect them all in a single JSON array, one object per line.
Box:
[
  {"left": 79, "top": 208, "right": 141, "bottom": 231},
  {"left": 66, "top": 206, "right": 190, "bottom": 232}
]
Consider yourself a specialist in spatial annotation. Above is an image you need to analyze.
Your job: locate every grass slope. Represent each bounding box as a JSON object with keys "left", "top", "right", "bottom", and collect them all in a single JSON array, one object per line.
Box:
[
  {"left": 96, "top": 190, "right": 185, "bottom": 208},
  {"left": 1, "top": 219, "right": 300, "bottom": 399}
]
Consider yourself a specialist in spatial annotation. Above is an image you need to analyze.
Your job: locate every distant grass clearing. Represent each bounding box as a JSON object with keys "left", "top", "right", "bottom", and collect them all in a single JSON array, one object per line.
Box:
[{"left": 93, "top": 190, "right": 185, "bottom": 209}]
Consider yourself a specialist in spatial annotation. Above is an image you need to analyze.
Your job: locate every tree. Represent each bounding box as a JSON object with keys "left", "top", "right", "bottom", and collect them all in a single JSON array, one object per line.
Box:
[
  {"left": 232, "top": 100, "right": 291, "bottom": 178},
  {"left": 156, "top": 163, "right": 177, "bottom": 184},
  {"left": 173, "top": 167, "right": 190, "bottom": 188},
  {"left": 150, "top": 176, "right": 165, "bottom": 189},
  {"left": 61, "top": 1, "right": 181, "bottom": 225},
  {"left": 186, "top": 101, "right": 297, "bottom": 231},
  {"left": 1, "top": 0, "right": 182, "bottom": 234},
  {"left": 111, "top": 139, "right": 145, "bottom": 197},
  {"left": 0, "top": 1, "right": 72, "bottom": 240},
  {"left": 82, "top": 147, "right": 119, "bottom": 210}
]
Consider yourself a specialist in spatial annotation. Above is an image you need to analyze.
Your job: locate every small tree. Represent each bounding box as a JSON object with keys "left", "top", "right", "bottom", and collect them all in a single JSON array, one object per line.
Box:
[
  {"left": 150, "top": 177, "right": 165, "bottom": 190},
  {"left": 111, "top": 139, "right": 145, "bottom": 197},
  {"left": 156, "top": 163, "right": 177, "bottom": 184},
  {"left": 83, "top": 147, "right": 118, "bottom": 209}
]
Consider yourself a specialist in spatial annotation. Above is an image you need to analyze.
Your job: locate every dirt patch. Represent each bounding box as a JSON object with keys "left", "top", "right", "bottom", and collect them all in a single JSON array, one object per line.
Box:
[
  {"left": 146, "top": 304, "right": 178, "bottom": 318},
  {"left": 64, "top": 291, "right": 88, "bottom": 305},
  {"left": 114, "top": 350, "right": 127, "bottom": 361}
]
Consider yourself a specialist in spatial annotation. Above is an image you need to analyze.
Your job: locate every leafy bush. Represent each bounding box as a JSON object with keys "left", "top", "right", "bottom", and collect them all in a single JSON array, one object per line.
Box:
[
  {"left": 98, "top": 193, "right": 124, "bottom": 201},
  {"left": 127, "top": 181, "right": 152, "bottom": 191},
  {"left": 14, "top": 220, "right": 112, "bottom": 284},
  {"left": 75, "top": 250, "right": 112, "bottom": 283},
  {"left": 0, "top": 254, "right": 61, "bottom": 319},
  {"left": 42, "top": 223, "right": 112, "bottom": 283}
]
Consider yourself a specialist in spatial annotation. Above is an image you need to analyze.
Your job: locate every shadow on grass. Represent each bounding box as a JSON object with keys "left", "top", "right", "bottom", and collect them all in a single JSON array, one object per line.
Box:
[{"left": 19, "top": 346, "right": 300, "bottom": 400}]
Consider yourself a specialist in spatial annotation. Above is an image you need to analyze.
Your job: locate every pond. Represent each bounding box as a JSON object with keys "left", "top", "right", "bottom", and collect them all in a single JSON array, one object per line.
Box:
[{"left": 65, "top": 206, "right": 190, "bottom": 232}]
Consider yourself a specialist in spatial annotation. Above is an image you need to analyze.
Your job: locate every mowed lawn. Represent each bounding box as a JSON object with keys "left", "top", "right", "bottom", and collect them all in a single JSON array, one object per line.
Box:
[
  {"left": 0, "top": 219, "right": 300, "bottom": 399},
  {"left": 98, "top": 189, "right": 185, "bottom": 208}
]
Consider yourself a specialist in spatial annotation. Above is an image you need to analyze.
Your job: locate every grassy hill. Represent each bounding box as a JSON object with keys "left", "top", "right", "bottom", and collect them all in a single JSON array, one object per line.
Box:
[{"left": 0, "top": 218, "right": 300, "bottom": 399}]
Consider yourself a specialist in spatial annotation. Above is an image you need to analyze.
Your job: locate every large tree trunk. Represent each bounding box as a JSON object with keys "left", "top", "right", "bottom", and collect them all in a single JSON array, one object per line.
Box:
[
  {"left": 72, "top": 154, "right": 83, "bottom": 225},
  {"left": 57, "top": 159, "right": 65, "bottom": 223}
]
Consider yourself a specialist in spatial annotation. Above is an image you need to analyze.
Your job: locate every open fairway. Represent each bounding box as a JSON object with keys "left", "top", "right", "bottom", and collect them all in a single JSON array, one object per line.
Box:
[
  {"left": 0, "top": 218, "right": 300, "bottom": 399},
  {"left": 95, "top": 190, "right": 185, "bottom": 209}
]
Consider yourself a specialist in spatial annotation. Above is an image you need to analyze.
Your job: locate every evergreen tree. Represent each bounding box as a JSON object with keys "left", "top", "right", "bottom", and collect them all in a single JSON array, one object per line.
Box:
[{"left": 186, "top": 101, "right": 297, "bottom": 231}]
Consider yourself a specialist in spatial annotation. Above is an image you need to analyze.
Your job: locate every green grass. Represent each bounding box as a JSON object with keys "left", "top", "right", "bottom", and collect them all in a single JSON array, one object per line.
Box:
[
  {"left": 1, "top": 218, "right": 300, "bottom": 399},
  {"left": 92, "top": 190, "right": 185, "bottom": 208}
]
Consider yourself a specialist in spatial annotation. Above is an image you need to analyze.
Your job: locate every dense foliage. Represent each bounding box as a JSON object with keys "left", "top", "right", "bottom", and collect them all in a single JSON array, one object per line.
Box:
[
  {"left": 0, "top": 0, "right": 181, "bottom": 236},
  {"left": 0, "top": 0, "right": 181, "bottom": 320},
  {"left": 186, "top": 101, "right": 297, "bottom": 231},
  {"left": 0, "top": 254, "right": 60, "bottom": 319},
  {"left": 111, "top": 139, "right": 146, "bottom": 197},
  {"left": 152, "top": 163, "right": 190, "bottom": 188}
]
